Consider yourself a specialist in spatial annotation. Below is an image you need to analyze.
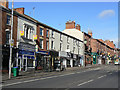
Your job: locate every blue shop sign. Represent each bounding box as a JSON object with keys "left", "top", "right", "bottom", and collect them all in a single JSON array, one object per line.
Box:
[
  {"left": 36, "top": 51, "right": 49, "bottom": 55},
  {"left": 19, "top": 50, "right": 35, "bottom": 55}
]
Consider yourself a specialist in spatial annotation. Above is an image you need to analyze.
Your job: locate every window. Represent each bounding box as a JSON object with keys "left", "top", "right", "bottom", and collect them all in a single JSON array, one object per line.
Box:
[
  {"left": 67, "top": 45, "right": 69, "bottom": 49},
  {"left": 27, "top": 59, "right": 33, "bottom": 67},
  {"left": 52, "top": 31, "right": 54, "bottom": 37},
  {"left": 46, "top": 30, "right": 49, "bottom": 37},
  {"left": 73, "top": 47, "right": 75, "bottom": 52},
  {"left": 60, "top": 34, "right": 62, "bottom": 41},
  {"left": 46, "top": 41, "right": 49, "bottom": 50},
  {"left": 40, "top": 28, "right": 43, "bottom": 36},
  {"left": 51, "top": 41, "right": 54, "bottom": 49},
  {"left": 6, "top": 31, "right": 10, "bottom": 44},
  {"left": 60, "top": 43, "right": 62, "bottom": 51},
  {"left": 40, "top": 39, "right": 43, "bottom": 49},
  {"left": 24, "top": 24, "right": 34, "bottom": 39},
  {"left": 73, "top": 39, "right": 75, "bottom": 45},
  {"left": 67, "top": 37, "right": 69, "bottom": 43},
  {"left": 7, "top": 15, "right": 11, "bottom": 25}
]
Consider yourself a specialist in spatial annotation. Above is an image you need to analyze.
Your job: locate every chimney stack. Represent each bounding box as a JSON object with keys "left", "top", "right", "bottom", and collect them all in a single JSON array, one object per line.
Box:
[
  {"left": 0, "top": 0, "right": 9, "bottom": 8},
  {"left": 66, "top": 20, "right": 75, "bottom": 29},
  {"left": 76, "top": 24, "right": 81, "bottom": 31},
  {"left": 14, "top": 7, "right": 25, "bottom": 14},
  {"left": 88, "top": 30, "right": 92, "bottom": 37}
]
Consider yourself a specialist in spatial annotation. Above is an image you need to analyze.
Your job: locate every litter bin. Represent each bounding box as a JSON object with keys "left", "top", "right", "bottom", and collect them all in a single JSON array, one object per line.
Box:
[{"left": 12, "top": 67, "right": 19, "bottom": 77}]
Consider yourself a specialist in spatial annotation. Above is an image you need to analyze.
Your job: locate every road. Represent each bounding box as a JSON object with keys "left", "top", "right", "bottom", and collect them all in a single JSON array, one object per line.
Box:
[{"left": 1, "top": 65, "right": 120, "bottom": 89}]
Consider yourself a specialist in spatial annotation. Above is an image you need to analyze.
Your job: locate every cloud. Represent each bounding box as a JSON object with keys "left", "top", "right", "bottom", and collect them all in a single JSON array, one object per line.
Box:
[{"left": 98, "top": 10, "right": 115, "bottom": 18}]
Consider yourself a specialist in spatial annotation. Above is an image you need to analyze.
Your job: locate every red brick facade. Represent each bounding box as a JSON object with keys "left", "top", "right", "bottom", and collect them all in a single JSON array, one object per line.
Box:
[
  {"left": 0, "top": 9, "right": 18, "bottom": 46},
  {"left": 37, "top": 25, "right": 49, "bottom": 51}
]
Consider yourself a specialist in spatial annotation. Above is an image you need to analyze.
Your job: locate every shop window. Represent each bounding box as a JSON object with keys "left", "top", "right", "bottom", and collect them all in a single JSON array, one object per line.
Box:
[{"left": 27, "top": 59, "right": 33, "bottom": 67}]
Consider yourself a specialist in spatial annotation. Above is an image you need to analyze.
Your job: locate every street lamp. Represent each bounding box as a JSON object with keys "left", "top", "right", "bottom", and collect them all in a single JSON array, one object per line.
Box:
[
  {"left": 9, "top": 0, "right": 14, "bottom": 79},
  {"left": 84, "top": 39, "right": 87, "bottom": 67}
]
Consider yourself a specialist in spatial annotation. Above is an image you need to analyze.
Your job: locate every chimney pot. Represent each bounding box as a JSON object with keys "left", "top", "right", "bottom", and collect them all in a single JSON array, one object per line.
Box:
[
  {"left": 66, "top": 20, "right": 75, "bottom": 29},
  {"left": 0, "top": 0, "right": 9, "bottom": 8},
  {"left": 14, "top": 7, "right": 25, "bottom": 14}
]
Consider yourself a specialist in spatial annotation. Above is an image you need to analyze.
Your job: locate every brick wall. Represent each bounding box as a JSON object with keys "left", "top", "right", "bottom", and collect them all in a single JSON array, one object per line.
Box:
[
  {"left": 37, "top": 25, "right": 49, "bottom": 51},
  {"left": 91, "top": 39, "right": 97, "bottom": 53},
  {"left": 1, "top": 9, "right": 18, "bottom": 46}
]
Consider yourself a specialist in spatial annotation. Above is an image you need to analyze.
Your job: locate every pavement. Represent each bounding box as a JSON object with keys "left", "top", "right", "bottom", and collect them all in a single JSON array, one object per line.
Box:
[
  {"left": 2, "top": 64, "right": 98, "bottom": 82},
  {"left": 1, "top": 64, "right": 119, "bottom": 89}
]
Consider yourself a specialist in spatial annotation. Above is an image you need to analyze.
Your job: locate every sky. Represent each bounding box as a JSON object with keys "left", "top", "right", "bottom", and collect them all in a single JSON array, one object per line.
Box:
[{"left": 9, "top": 2, "right": 118, "bottom": 47}]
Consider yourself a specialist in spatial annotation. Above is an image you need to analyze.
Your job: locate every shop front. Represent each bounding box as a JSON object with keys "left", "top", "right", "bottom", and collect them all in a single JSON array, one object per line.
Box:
[
  {"left": 91, "top": 52, "right": 97, "bottom": 64},
  {"left": 49, "top": 50, "right": 59, "bottom": 71},
  {"left": 36, "top": 51, "right": 50, "bottom": 71},
  {"left": 17, "top": 43, "right": 36, "bottom": 72}
]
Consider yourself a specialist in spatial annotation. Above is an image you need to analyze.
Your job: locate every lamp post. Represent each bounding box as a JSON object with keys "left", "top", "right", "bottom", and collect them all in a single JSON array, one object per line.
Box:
[
  {"left": 84, "top": 39, "right": 87, "bottom": 67},
  {"left": 9, "top": 0, "right": 14, "bottom": 79}
]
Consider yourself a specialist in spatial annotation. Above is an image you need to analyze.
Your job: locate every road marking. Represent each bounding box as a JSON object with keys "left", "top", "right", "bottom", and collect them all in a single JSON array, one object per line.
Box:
[
  {"left": 77, "top": 79, "right": 94, "bottom": 86},
  {"left": 76, "top": 72, "right": 81, "bottom": 74},
  {"left": 109, "top": 73, "right": 112, "bottom": 75},
  {"left": 98, "top": 75, "right": 106, "bottom": 79},
  {"left": 97, "top": 75, "right": 107, "bottom": 79},
  {"left": 107, "top": 71, "right": 110, "bottom": 73}
]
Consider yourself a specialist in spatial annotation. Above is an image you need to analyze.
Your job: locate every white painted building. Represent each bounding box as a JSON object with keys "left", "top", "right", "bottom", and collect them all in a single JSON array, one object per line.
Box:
[
  {"left": 49, "top": 26, "right": 84, "bottom": 68},
  {"left": 17, "top": 14, "right": 37, "bottom": 72},
  {"left": 62, "top": 21, "right": 85, "bottom": 66}
]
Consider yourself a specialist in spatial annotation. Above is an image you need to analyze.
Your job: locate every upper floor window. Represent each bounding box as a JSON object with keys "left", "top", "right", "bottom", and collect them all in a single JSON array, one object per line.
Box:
[
  {"left": 40, "top": 39, "right": 43, "bottom": 49},
  {"left": 73, "top": 47, "right": 75, "bottom": 52},
  {"left": 67, "top": 45, "right": 69, "bottom": 49},
  {"left": 24, "top": 24, "right": 34, "bottom": 40},
  {"left": 60, "top": 34, "right": 62, "bottom": 41},
  {"left": 52, "top": 30, "right": 54, "bottom": 37},
  {"left": 5, "top": 30, "right": 10, "bottom": 44},
  {"left": 40, "top": 28, "right": 43, "bottom": 36},
  {"left": 51, "top": 41, "right": 54, "bottom": 49},
  {"left": 7, "top": 15, "right": 11, "bottom": 25},
  {"left": 67, "top": 37, "right": 69, "bottom": 43},
  {"left": 46, "top": 30, "right": 49, "bottom": 37},
  {"left": 60, "top": 43, "right": 62, "bottom": 51},
  {"left": 46, "top": 41, "right": 49, "bottom": 50}
]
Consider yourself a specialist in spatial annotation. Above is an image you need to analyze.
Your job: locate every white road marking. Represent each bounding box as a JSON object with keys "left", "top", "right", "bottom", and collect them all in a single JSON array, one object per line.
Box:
[
  {"left": 109, "top": 73, "right": 112, "bottom": 75},
  {"left": 98, "top": 75, "right": 107, "bottom": 79},
  {"left": 107, "top": 71, "right": 110, "bottom": 73},
  {"left": 76, "top": 72, "right": 81, "bottom": 74},
  {"left": 77, "top": 79, "right": 94, "bottom": 86}
]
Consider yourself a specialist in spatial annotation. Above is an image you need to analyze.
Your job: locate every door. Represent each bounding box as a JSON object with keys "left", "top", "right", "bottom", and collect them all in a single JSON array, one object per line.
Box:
[
  {"left": 18, "top": 57, "right": 22, "bottom": 71},
  {"left": 23, "top": 57, "right": 27, "bottom": 71}
]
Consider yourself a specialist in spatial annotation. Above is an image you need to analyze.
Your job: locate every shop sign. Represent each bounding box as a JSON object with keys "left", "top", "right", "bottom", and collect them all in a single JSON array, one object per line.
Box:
[
  {"left": 10, "top": 39, "right": 14, "bottom": 47},
  {"left": 73, "top": 54, "right": 77, "bottom": 59},
  {"left": 20, "top": 31, "right": 24, "bottom": 36},
  {"left": 33, "top": 35, "right": 37, "bottom": 40},
  {"left": 19, "top": 43, "right": 35, "bottom": 52},
  {"left": 59, "top": 51, "right": 67, "bottom": 57}
]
